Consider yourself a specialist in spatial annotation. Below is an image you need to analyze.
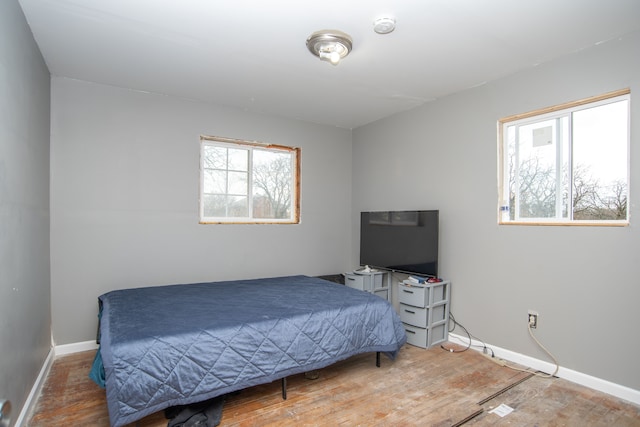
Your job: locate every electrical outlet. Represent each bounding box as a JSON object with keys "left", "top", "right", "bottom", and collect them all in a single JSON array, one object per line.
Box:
[{"left": 528, "top": 310, "right": 538, "bottom": 329}]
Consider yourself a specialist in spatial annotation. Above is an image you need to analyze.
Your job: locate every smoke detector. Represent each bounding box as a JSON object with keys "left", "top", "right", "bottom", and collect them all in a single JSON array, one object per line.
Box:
[{"left": 373, "top": 17, "right": 396, "bottom": 34}]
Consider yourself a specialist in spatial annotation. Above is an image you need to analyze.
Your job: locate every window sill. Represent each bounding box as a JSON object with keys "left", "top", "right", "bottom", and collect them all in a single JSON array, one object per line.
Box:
[{"left": 499, "top": 220, "right": 628, "bottom": 227}]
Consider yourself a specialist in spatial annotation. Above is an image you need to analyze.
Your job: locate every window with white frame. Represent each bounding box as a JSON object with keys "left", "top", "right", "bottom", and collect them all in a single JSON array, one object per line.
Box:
[
  {"left": 199, "top": 136, "right": 300, "bottom": 224},
  {"left": 498, "top": 89, "right": 630, "bottom": 225}
]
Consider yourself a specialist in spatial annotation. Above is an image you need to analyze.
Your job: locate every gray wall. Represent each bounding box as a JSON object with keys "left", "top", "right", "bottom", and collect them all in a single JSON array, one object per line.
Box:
[
  {"left": 0, "top": 0, "right": 51, "bottom": 423},
  {"left": 9, "top": 0, "right": 638, "bottom": 411},
  {"left": 50, "top": 77, "right": 353, "bottom": 345},
  {"left": 352, "top": 31, "right": 640, "bottom": 391}
]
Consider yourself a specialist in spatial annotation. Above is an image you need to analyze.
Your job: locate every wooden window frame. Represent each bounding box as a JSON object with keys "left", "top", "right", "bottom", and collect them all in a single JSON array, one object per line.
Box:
[
  {"left": 199, "top": 135, "right": 300, "bottom": 224},
  {"left": 498, "top": 89, "right": 630, "bottom": 226}
]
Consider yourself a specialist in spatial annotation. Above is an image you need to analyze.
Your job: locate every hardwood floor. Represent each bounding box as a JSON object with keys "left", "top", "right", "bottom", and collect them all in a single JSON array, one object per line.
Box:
[{"left": 28, "top": 344, "right": 640, "bottom": 426}]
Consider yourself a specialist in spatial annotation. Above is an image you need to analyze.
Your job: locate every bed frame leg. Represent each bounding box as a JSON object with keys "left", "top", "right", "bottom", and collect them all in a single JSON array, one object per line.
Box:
[
  {"left": 376, "top": 352, "right": 381, "bottom": 367},
  {"left": 281, "top": 377, "right": 287, "bottom": 400}
]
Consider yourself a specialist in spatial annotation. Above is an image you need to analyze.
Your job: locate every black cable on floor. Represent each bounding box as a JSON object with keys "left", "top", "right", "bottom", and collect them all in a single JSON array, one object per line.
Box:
[
  {"left": 441, "top": 312, "right": 472, "bottom": 353},
  {"left": 441, "top": 312, "right": 495, "bottom": 356}
]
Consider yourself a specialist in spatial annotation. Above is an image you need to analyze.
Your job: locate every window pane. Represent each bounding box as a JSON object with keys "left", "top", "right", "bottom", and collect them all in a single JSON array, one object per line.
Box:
[
  {"left": 252, "top": 149, "right": 292, "bottom": 219},
  {"left": 572, "top": 100, "right": 628, "bottom": 220},
  {"left": 228, "top": 148, "right": 248, "bottom": 171},
  {"left": 227, "top": 196, "right": 248, "bottom": 217},
  {"left": 228, "top": 171, "right": 247, "bottom": 195},
  {"left": 203, "top": 170, "right": 226, "bottom": 194},
  {"left": 203, "top": 195, "right": 248, "bottom": 218},
  {"left": 515, "top": 118, "right": 568, "bottom": 219},
  {"left": 203, "top": 146, "right": 227, "bottom": 169},
  {"left": 203, "top": 194, "right": 227, "bottom": 217}
]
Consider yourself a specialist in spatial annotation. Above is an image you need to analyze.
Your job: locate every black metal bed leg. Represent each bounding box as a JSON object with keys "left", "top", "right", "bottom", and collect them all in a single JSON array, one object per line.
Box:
[
  {"left": 281, "top": 377, "right": 287, "bottom": 400},
  {"left": 376, "top": 352, "right": 380, "bottom": 367}
]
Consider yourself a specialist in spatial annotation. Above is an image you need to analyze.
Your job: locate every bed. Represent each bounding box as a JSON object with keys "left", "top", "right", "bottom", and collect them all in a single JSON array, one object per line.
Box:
[{"left": 90, "top": 275, "right": 407, "bottom": 427}]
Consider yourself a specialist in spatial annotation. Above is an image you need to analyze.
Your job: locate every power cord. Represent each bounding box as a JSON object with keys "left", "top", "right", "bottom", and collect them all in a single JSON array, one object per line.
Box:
[
  {"left": 440, "top": 312, "right": 470, "bottom": 352},
  {"left": 479, "top": 319, "right": 559, "bottom": 378},
  {"left": 441, "top": 312, "right": 559, "bottom": 379},
  {"left": 527, "top": 318, "right": 559, "bottom": 378},
  {"left": 440, "top": 312, "right": 491, "bottom": 354}
]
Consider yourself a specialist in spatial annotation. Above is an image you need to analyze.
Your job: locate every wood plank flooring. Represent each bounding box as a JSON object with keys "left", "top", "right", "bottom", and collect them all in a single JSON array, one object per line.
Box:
[{"left": 27, "top": 344, "right": 640, "bottom": 426}]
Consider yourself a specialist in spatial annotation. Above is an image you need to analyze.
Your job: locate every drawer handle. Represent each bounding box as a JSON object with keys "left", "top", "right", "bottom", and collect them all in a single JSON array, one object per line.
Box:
[
  {"left": 404, "top": 309, "right": 415, "bottom": 314},
  {"left": 402, "top": 289, "right": 414, "bottom": 294},
  {"left": 347, "top": 277, "right": 355, "bottom": 281},
  {"left": 405, "top": 329, "right": 416, "bottom": 334}
]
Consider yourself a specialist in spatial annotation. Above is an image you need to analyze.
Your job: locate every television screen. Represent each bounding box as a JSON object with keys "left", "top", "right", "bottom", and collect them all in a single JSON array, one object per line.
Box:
[{"left": 360, "top": 210, "right": 439, "bottom": 277}]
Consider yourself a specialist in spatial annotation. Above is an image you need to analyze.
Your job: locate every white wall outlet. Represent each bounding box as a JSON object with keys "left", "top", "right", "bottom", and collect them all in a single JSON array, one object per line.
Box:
[{"left": 528, "top": 309, "right": 539, "bottom": 329}]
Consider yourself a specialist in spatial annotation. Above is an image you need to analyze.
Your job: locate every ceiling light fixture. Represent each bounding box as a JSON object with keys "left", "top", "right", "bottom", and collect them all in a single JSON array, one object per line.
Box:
[
  {"left": 306, "top": 30, "right": 353, "bottom": 66},
  {"left": 373, "top": 17, "right": 396, "bottom": 34}
]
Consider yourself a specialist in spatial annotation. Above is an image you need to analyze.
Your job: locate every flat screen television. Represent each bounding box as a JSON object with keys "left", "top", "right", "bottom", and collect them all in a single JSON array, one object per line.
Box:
[{"left": 360, "top": 210, "right": 439, "bottom": 277}]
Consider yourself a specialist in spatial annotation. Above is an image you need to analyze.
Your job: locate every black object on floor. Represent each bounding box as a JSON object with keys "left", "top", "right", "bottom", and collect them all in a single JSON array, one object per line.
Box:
[{"left": 165, "top": 395, "right": 225, "bottom": 427}]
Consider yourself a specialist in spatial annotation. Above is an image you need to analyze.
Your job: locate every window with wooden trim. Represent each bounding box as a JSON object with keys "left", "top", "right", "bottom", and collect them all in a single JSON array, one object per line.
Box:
[
  {"left": 498, "top": 89, "right": 630, "bottom": 225},
  {"left": 199, "top": 136, "right": 300, "bottom": 224}
]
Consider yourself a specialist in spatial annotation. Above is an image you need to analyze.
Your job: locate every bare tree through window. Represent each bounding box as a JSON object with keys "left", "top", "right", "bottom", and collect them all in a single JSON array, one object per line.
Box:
[
  {"left": 252, "top": 150, "right": 293, "bottom": 219},
  {"left": 200, "top": 136, "right": 300, "bottom": 224},
  {"left": 500, "top": 90, "right": 629, "bottom": 225},
  {"left": 507, "top": 154, "right": 627, "bottom": 221}
]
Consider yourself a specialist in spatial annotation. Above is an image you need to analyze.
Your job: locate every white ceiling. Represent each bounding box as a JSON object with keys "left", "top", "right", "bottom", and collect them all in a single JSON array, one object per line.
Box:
[{"left": 18, "top": 0, "right": 640, "bottom": 129}]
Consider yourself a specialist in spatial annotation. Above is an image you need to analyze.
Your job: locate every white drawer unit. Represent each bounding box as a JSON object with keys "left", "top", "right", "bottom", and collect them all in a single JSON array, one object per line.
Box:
[
  {"left": 398, "top": 280, "right": 450, "bottom": 349},
  {"left": 344, "top": 271, "right": 389, "bottom": 300}
]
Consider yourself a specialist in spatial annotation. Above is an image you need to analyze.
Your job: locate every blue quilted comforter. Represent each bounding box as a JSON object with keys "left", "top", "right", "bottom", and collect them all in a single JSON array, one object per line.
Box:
[{"left": 92, "top": 275, "right": 407, "bottom": 426}]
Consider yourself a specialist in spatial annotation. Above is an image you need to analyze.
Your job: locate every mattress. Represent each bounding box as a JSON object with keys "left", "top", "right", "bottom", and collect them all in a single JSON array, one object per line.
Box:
[{"left": 92, "top": 275, "right": 407, "bottom": 426}]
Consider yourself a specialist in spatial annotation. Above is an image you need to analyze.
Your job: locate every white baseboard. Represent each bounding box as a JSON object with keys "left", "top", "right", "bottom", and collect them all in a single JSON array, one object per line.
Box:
[
  {"left": 54, "top": 340, "right": 99, "bottom": 356},
  {"left": 15, "top": 341, "right": 99, "bottom": 426},
  {"left": 14, "top": 348, "right": 55, "bottom": 427},
  {"left": 449, "top": 333, "right": 640, "bottom": 406}
]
